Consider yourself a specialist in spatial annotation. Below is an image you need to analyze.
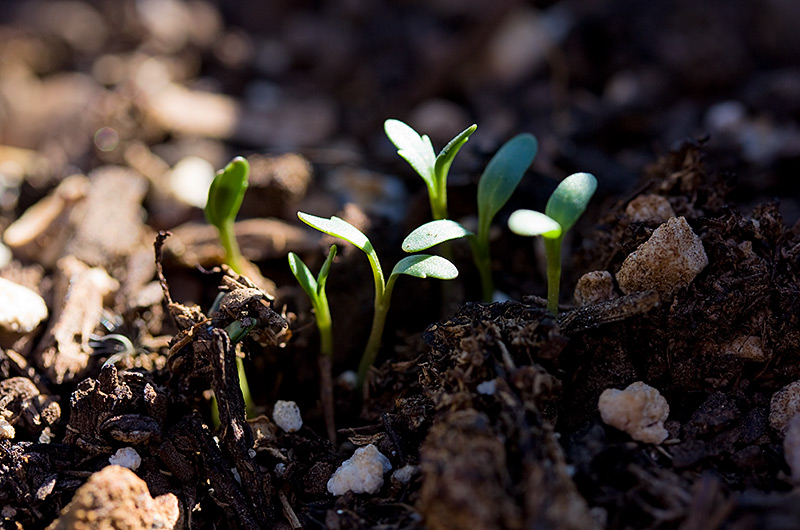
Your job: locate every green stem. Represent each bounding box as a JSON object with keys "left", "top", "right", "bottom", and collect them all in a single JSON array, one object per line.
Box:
[
  {"left": 219, "top": 218, "right": 245, "bottom": 274},
  {"left": 430, "top": 189, "right": 448, "bottom": 220},
  {"left": 544, "top": 236, "right": 562, "bottom": 315},
  {"left": 315, "top": 294, "right": 333, "bottom": 358},
  {"left": 357, "top": 293, "right": 390, "bottom": 390},
  {"left": 471, "top": 230, "right": 494, "bottom": 303},
  {"left": 236, "top": 356, "right": 256, "bottom": 417}
]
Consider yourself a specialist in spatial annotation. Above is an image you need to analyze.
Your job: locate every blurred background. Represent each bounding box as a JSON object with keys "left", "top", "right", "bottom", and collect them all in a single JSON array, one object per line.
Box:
[{"left": 1, "top": 0, "right": 799, "bottom": 234}]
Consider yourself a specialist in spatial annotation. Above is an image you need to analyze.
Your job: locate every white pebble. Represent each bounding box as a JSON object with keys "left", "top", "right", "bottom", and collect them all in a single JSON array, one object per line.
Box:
[
  {"left": 391, "top": 464, "right": 418, "bottom": 484},
  {"left": 616, "top": 216, "right": 708, "bottom": 299},
  {"left": 327, "top": 444, "right": 392, "bottom": 496},
  {"left": 770, "top": 381, "right": 800, "bottom": 434},
  {"left": 272, "top": 400, "right": 303, "bottom": 433},
  {"left": 574, "top": 270, "right": 616, "bottom": 306},
  {"left": 624, "top": 195, "right": 676, "bottom": 224},
  {"left": 0, "top": 278, "right": 48, "bottom": 339},
  {"left": 598, "top": 381, "right": 670, "bottom": 444},
  {"left": 783, "top": 414, "right": 800, "bottom": 482},
  {"left": 476, "top": 380, "right": 497, "bottom": 395},
  {"left": 0, "top": 418, "right": 15, "bottom": 440},
  {"left": 108, "top": 447, "right": 141, "bottom": 471}
]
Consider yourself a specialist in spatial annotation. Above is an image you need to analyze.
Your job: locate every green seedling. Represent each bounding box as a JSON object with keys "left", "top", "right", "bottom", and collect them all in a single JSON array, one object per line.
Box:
[
  {"left": 384, "top": 119, "right": 477, "bottom": 220},
  {"left": 508, "top": 172, "right": 598, "bottom": 315},
  {"left": 297, "top": 212, "right": 461, "bottom": 389},
  {"left": 205, "top": 156, "right": 250, "bottom": 275},
  {"left": 288, "top": 245, "right": 337, "bottom": 442},
  {"left": 204, "top": 156, "right": 253, "bottom": 415}
]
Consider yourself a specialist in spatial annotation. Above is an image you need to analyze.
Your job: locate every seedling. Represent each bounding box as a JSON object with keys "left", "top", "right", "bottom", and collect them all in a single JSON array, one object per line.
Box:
[
  {"left": 508, "top": 172, "right": 598, "bottom": 315},
  {"left": 386, "top": 120, "right": 537, "bottom": 301},
  {"left": 205, "top": 156, "right": 249, "bottom": 275},
  {"left": 288, "top": 245, "right": 337, "bottom": 442},
  {"left": 384, "top": 119, "right": 476, "bottom": 220},
  {"left": 297, "top": 212, "right": 461, "bottom": 389}
]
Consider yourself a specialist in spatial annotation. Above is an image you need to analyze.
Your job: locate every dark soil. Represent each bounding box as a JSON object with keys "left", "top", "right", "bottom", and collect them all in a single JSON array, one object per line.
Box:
[{"left": 1, "top": 2, "right": 800, "bottom": 530}]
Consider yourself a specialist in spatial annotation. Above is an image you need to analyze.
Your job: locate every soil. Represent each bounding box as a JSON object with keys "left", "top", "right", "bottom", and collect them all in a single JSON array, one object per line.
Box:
[{"left": 1, "top": 1, "right": 800, "bottom": 530}]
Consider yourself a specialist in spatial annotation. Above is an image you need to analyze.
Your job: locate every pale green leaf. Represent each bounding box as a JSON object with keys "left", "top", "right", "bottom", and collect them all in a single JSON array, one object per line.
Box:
[
  {"left": 297, "top": 212, "right": 371, "bottom": 251},
  {"left": 508, "top": 209, "right": 563, "bottom": 239},
  {"left": 204, "top": 156, "right": 249, "bottom": 229},
  {"left": 401, "top": 220, "right": 472, "bottom": 253},
  {"left": 390, "top": 254, "right": 459, "bottom": 280},
  {"left": 288, "top": 252, "right": 319, "bottom": 303},
  {"left": 545, "top": 172, "right": 597, "bottom": 233},
  {"left": 433, "top": 124, "right": 477, "bottom": 184},
  {"left": 317, "top": 244, "right": 337, "bottom": 294},
  {"left": 477, "top": 133, "right": 538, "bottom": 236},
  {"left": 384, "top": 119, "right": 436, "bottom": 187}
]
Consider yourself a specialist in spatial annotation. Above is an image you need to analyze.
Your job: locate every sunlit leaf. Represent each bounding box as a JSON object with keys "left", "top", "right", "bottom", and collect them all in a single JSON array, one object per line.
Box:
[
  {"left": 433, "top": 124, "right": 477, "bottom": 184},
  {"left": 317, "top": 244, "right": 337, "bottom": 294},
  {"left": 384, "top": 119, "right": 436, "bottom": 187},
  {"left": 477, "top": 133, "right": 538, "bottom": 236},
  {"left": 288, "top": 252, "right": 318, "bottom": 302},
  {"left": 545, "top": 172, "right": 597, "bottom": 233},
  {"left": 508, "top": 209, "right": 563, "bottom": 239},
  {"left": 204, "top": 156, "right": 249, "bottom": 229},
  {"left": 390, "top": 254, "right": 459, "bottom": 280},
  {"left": 297, "top": 212, "right": 371, "bottom": 251},
  {"left": 401, "top": 220, "right": 472, "bottom": 253}
]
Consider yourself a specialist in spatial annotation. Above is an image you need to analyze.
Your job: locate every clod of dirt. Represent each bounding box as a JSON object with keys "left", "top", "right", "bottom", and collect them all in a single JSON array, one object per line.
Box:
[
  {"left": 272, "top": 400, "right": 302, "bottom": 433},
  {"left": 45, "top": 465, "right": 182, "bottom": 530},
  {"left": 327, "top": 444, "right": 392, "bottom": 496},
  {"left": 624, "top": 194, "right": 676, "bottom": 224},
  {"left": 598, "top": 381, "right": 670, "bottom": 444},
  {"left": 108, "top": 447, "right": 142, "bottom": 471},
  {"left": 616, "top": 216, "right": 708, "bottom": 299},
  {"left": 0, "top": 417, "right": 13, "bottom": 439},
  {"left": 573, "top": 270, "right": 616, "bottom": 306},
  {"left": 0, "top": 377, "right": 60, "bottom": 440},
  {"left": 769, "top": 381, "right": 800, "bottom": 434},
  {"left": 0, "top": 277, "right": 48, "bottom": 346}
]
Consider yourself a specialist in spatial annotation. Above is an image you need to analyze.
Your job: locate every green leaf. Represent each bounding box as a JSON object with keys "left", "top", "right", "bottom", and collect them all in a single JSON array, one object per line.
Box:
[
  {"left": 297, "top": 212, "right": 371, "bottom": 251},
  {"left": 433, "top": 124, "right": 477, "bottom": 184},
  {"left": 204, "top": 156, "right": 250, "bottom": 229},
  {"left": 390, "top": 254, "right": 459, "bottom": 280},
  {"left": 477, "top": 133, "right": 538, "bottom": 235},
  {"left": 401, "top": 220, "right": 472, "bottom": 253},
  {"left": 508, "top": 209, "right": 563, "bottom": 239},
  {"left": 317, "top": 244, "right": 337, "bottom": 294},
  {"left": 288, "top": 252, "right": 319, "bottom": 303},
  {"left": 544, "top": 172, "right": 597, "bottom": 233},
  {"left": 384, "top": 119, "right": 436, "bottom": 187}
]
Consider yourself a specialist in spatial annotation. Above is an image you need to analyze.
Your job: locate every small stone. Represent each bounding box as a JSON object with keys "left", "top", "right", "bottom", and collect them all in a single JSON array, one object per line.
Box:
[
  {"left": 272, "top": 400, "right": 303, "bottom": 433},
  {"left": 0, "top": 418, "right": 15, "bottom": 440},
  {"left": 783, "top": 414, "right": 800, "bottom": 481},
  {"left": 616, "top": 216, "right": 708, "bottom": 299},
  {"left": 46, "top": 465, "right": 182, "bottom": 530},
  {"left": 625, "top": 195, "right": 676, "bottom": 224},
  {"left": 574, "top": 270, "right": 616, "bottom": 306},
  {"left": 770, "top": 381, "right": 800, "bottom": 434},
  {"left": 476, "top": 380, "right": 497, "bottom": 395},
  {"left": 108, "top": 448, "right": 142, "bottom": 471},
  {"left": 327, "top": 444, "right": 392, "bottom": 496},
  {"left": 391, "top": 464, "right": 418, "bottom": 484},
  {"left": 598, "top": 381, "right": 670, "bottom": 444},
  {"left": 0, "top": 277, "right": 48, "bottom": 345}
]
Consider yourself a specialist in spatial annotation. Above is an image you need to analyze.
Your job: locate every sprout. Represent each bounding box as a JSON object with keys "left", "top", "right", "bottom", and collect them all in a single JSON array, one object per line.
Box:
[
  {"left": 297, "top": 212, "right": 460, "bottom": 389},
  {"left": 204, "top": 156, "right": 249, "bottom": 274},
  {"left": 508, "top": 172, "right": 597, "bottom": 315}
]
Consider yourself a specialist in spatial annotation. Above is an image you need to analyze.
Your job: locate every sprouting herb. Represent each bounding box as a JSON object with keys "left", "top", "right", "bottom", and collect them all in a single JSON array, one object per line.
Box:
[
  {"left": 205, "top": 156, "right": 249, "bottom": 275},
  {"left": 384, "top": 119, "right": 477, "bottom": 220},
  {"left": 289, "top": 245, "right": 337, "bottom": 441},
  {"left": 297, "top": 212, "right": 461, "bottom": 390},
  {"left": 508, "top": 172, "right": 598, "bottom": 315}
]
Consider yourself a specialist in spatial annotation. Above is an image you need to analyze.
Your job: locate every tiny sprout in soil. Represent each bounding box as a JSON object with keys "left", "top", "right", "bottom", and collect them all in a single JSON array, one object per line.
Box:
[
  {"left": 297, "top": 212, "right": 460, "bottom": 390},
  {"left": 508, "top": 172, "right": 597, "bottom": 315}
]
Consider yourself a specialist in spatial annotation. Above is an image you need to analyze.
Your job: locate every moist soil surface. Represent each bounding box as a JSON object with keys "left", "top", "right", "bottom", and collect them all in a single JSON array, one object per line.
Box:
[{"left": 1, "top": 2, "right": 800, "bottom": 530}]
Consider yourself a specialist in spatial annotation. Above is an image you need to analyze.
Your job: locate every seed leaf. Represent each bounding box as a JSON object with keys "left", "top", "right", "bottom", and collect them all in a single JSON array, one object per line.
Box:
[
  {"left": 401, "top": 220, "right": 472, "bottom": 253},
  {"left": 545, "top": 172, "right": 597, "bottom": 233},
  {"left": 288, "top": 252, "right": 318, "bottom": 303},
  {"left": 434, "top": 124, "right": 477, "bottom": 183},
  {"left": 508, "top": 209, "right": 563, "bottom": 239},
  {"left": 205, "top": 156, "right": 249, "bottom": 229},
  {"left": 390, "top": 254, "right": 459, "bottom": 280},
  {"left": 297, "top": 212, "right": 371, "bottom": 251},
  {"left": 317, "top": 244, "right": 337, "bottom": 294},
  {"left": 384, "top": 119, "right": 436, "bottom": 187},
  {"left": 477, "top": 133, "right": 538, "bottom": 236}
]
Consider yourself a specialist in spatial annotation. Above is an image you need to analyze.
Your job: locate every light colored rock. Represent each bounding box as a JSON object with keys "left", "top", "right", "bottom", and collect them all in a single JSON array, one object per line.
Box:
[
  {"left": 476, "top": 380, "right": 497, "bottom": 396},
  {"left": 169, "top": 156, "right": 215, "bottom": 208},
  {"left": 392, "top": 464, "right": 418, "bottom": 484},
  {"left": 327, "top": 444, "right": 392, "bottom": 496},
  {"left": 598, "top": 381, "right": 670, "bottom": 444},
  {"left": 625, "top": 195, "right": 676, "bottom": 224},
  {"left": 273, "top": 400, "right": 303, "bottom": 433},
  {"left": 616, "top": 216, "right": 708, "bottom": 299},
  {"left": 46, "top": 465, "right": 182, "bottom": 530},
  {"left": 721, "top": 335, "right": 768, "bottom": 362},
  {"left": 0, "top": 277, "right": 48, "bottom": 344},
  {"left": 109, "top": 447, "right": 142, "bottom": 471},
  {"left": 783, "top": 413, "right": 800, "bottom": 482},
  {"left": 574, "top": 270, "right": 616, "bottom": 306},
  {"left": 0, "top": 418, "right": 14, "bottom": 440},
  {"left": 770, "top": 381, "right": 800, "bottom": 434}
]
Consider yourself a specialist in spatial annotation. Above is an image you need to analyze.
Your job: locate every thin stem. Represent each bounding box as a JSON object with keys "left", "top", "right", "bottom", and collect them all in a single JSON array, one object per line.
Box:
[
  {"left": 357, "top": 294, "right": 390, "bottom": 390},
  {"left": 236, "top": 355, "right": 256, "bottom": 417},
  {"left": 429, "top": 185, "right": 448, "bottom": 220},
  {"left": 315, "top": 294, "right": 333, "bottom": 358},
  {"left": 219, "top": 218, "right": 246, "bottom": 275},
  {"left": 544, "top": 236, "right": 563, "bottom": 315},
  {"left": 471, "top": 229, "right": 494, "bottom": 302}
]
